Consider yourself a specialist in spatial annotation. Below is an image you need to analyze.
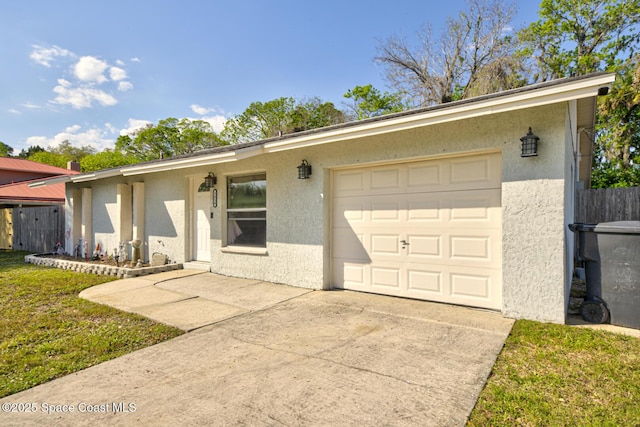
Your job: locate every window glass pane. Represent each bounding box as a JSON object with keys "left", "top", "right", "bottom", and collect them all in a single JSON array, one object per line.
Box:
[
  {"left": 228, "top": 174, "right": 266, "bottom": 209},
  {"left": 228, "top": 219, "right": 266, "bottom": 246}
]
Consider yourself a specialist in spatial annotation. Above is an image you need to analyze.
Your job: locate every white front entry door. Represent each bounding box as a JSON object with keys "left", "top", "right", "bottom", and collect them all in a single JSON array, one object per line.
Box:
[
  {"left": 194, "top": 190, "right": 211, "bottom": 261},
  {"left": 332, "top": 153, "right": 502, "bottom": 310}
]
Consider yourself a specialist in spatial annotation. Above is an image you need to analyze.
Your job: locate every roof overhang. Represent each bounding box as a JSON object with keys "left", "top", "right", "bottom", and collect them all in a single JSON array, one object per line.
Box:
[{"left": 30, "top": 73, "right": 615, "bottom": 185}]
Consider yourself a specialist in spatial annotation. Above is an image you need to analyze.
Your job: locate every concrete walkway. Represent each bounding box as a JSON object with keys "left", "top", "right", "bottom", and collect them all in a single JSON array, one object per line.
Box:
[
  {"left": 1, "top": 272, "right": 514, "bottom": 426},
  {"left": 79, "top": 270, "right": 312, "bottom": 331}
]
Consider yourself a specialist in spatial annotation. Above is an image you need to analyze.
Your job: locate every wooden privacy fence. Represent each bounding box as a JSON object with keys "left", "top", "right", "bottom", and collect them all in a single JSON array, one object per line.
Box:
[
  {"left": 6, "top": 206, "right": 66, "bottom": 253},
  {"left": 576, "top": 187, "right": 640, "bottom": 223}
]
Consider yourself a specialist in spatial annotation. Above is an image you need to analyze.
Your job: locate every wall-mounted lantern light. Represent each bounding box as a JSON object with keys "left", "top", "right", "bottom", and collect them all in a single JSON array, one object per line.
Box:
[
  {"left": 198, "top": 172, "right": 217, "bottom": 192},
  {"left": 297, "top": 160, "right": 312, "bottom": 179},
  {"left": 520, "top": 127, "right": 539, "bottom": 157}
]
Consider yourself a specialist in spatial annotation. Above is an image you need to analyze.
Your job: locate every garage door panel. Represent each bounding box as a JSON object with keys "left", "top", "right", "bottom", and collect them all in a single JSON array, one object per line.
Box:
[
  {"left": 370, "top": 234, "right": 401, "bottom": 256},
  {"left": 371, "top": 167, "right": 402, "bottom": 190},
  {"left": 449, "top": 190, "right": 501, "bottom": 226},
  {"left": 407, "top": 162, "right": 444, "bottom": 189},
  {"left": 371, "top": 201, "right": 402, "bottom": 221},
  {"left": 449, "top": 155, "right": 501, "bottom": 190},
  {"left": 371, "top": 267, "right": 401, "bottom": 289},
  {"left": 333, "top": 232, "right": 369, "bottom": 261},
  {"left": 448, "top": 229, "right": 501, "bottom": 268},
  {"left": 334, "top": 261, "right": 367, "bottom": 289},
  {"left": 332, "top": 153, "right": 502, "bottom": 311},
  {"left": 406, "top": 235, "right": 441, "bottom": 258},
  {"left": 407, "top": 269, "right": 443, "bottom": 294}
]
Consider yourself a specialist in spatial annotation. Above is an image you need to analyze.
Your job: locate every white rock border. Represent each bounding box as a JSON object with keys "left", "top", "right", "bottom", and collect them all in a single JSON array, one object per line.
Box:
[{"left": 25, "top": 254, "right": 183, "bottom": 279}]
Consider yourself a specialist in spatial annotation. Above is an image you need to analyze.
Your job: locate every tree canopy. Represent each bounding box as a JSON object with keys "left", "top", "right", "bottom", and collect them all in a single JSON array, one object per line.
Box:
[
  {"left": 116, "top": 118, "right": 227, "bottom": 162},
  {"left": 0, "top": 142, "right": 14, "bottom": 157},
  {"left": 343, "top": 85, "right": 405, "bottom": 120},
  {"left": 221, "top": 97, "right": 345, "bottom": 144}
]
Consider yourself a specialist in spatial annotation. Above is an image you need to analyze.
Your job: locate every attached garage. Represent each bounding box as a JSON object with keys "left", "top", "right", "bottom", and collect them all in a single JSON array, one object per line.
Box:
[{"left": 332, "top": 152, "right": 502, "bottom": 310}]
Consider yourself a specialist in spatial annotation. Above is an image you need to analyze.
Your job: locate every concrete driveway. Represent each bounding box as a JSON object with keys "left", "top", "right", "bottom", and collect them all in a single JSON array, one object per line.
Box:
[{"left": 1, "top": 272, "right": 513, "bottom": 426}]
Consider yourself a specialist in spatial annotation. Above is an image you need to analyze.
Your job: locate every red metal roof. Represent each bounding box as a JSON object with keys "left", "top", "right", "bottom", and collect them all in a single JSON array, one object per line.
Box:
[
  {"left": 0, "top": 157, "right": 80, "bottom": 175},
  {"left": 0, "top": 178, "right": 66, "bottom": 205}
]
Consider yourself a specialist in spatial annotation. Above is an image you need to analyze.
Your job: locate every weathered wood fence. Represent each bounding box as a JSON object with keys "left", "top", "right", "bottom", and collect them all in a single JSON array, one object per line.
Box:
[
  {"left": 576, "top": 187, "right": 640, "bottom": 223},
  {"left": 4, "top": 206, "right": 66, "bottom": 253}
]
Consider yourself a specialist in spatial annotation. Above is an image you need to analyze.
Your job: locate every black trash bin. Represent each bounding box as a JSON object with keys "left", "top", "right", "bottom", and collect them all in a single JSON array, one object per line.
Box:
[{"left": 569, "top": 221, "right": 640, "bottom": 329}]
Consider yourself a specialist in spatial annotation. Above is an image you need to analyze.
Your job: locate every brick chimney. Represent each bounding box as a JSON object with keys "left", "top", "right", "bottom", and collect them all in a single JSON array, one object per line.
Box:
[{"left": 67, "top": 160, "right": 81, "bottom": 172}]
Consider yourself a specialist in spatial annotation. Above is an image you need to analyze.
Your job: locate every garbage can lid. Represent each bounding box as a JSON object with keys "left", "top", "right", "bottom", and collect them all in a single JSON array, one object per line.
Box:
[
  {"left": 568, "top": 223, "right": 597, "bottom": 232},
  {"left": 593, "top": 220, "right": 640, "bottom": 234}
]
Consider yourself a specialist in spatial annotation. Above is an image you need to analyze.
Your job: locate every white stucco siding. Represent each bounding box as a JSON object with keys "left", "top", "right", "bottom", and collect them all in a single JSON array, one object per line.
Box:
[
  {"left": 144, "top": 174, "right": 188, "bottom": 263},
  {"left": 91, "top": 184, "right": 118, "bottom": 257},
  {"left": 500, "top": 103, "right": 568, "bottom": 323}
]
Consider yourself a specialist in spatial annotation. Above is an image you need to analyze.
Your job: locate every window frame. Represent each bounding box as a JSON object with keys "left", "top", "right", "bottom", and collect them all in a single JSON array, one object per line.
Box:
[{"left": 225, "top": 173, "right": 267, "bottom": 248}]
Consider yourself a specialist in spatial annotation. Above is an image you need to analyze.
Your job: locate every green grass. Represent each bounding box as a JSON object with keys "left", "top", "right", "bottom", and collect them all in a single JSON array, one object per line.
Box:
[
  {"left": 0, "top": 250, "right": 183, "bottom": 397},
  {"left": 468, "top": 320, "right": 640, "bottom": 427}
]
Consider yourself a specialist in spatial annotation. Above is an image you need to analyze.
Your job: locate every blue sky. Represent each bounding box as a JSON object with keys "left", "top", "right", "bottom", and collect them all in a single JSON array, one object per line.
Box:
[{"left": 0, "top": 0, "right": 541, "bottom": 153}]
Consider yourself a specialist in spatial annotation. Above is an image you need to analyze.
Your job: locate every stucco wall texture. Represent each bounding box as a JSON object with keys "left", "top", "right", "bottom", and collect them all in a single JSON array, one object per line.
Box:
[{"left": 67, "top": 102, "right": 572, "bottom": 323}]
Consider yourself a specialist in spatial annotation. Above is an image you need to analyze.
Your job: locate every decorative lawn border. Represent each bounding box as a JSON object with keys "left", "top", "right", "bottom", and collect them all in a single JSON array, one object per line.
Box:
[{"left": 25, "top": 254, "right": 183, "bottom": 279}]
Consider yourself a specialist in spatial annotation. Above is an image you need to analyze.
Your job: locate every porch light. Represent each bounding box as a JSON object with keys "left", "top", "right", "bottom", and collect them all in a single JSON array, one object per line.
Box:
[
  {"left": 297, "top": 160, "right": 312, "bottom": 179},
  {"left": 198, "top": 172, "right": 217, "bottom": 192},
  {"left": 520, "top": 127, "right": 539, "bottom": 157}
]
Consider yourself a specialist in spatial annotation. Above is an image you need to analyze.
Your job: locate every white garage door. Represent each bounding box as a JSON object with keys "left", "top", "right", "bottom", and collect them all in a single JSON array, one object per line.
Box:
[{"left": 332, "top": 153, "right": 502, "bottom": 310}]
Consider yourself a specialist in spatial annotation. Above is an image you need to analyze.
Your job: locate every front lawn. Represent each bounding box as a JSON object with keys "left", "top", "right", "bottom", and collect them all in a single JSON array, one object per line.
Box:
[
  {"left": 469, "top": 320, "right": 640, "bottom": 426},
  {"left": 0, "top": 250, "right": 183, "bottom": 398}
]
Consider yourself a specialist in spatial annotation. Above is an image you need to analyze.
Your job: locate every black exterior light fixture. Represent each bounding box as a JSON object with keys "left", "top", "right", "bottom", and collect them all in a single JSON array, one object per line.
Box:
[
  {"left": 297, "top": 160, "right": 312, "bottom": 179},
  {"left": 198, "top": 172, "right": 217, "bottom": 192},
  {"left": 520, "top": 127, "right": 540, "bottom": 157}
]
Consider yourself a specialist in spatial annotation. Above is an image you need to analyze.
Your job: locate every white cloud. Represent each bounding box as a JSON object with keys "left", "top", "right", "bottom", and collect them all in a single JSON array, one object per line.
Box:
[
  {"left": 131, "top": 57, "right": 141, "bottom": 63},
  {"left": 115, "top": 59, "right": 125, "bottom": 66},
  {"left": 117, "top": 81, "right": 133, "bottom": 92},
  {"left": 52, "top": 79, "right": 117, "bottom": 109},
  {"left": 74, "top": 56, "right": 108, "bottom": 83},
  {"left": 201, "top": 115, "right": 227, "bottom": 133},
  {"left": 120, "top": 118, "right": 153, "bottom": 136},
  {"left": 190, "top": 104, "right": 214, "bottom": 115},
  {"left": 25, "top": 125, "right": 115, "bottom": 151},
  {"left": 8, "top": 109, "right": 20, "bottom": 114},
  {"left": 21, "top": 102, "right": 41, "bottom": 109},
  {"left": 109, "top": 66, "right": 127, "bottom": 81},
  {"left": 30, "top": 44, "right": 73, "bottom": 67}
]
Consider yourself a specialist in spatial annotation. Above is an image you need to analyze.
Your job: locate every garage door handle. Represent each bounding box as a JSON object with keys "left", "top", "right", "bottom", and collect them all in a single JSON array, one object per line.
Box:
[{"left": 400, "top": 240, "right": 409, "bottom": 248}]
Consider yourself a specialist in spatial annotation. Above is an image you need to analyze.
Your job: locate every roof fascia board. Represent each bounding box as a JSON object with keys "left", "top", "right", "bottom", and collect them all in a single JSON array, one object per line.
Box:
[
  {"left": 263, "top": 74, "right": 615, "bottom": 153},
  {"left": 28, "top": 175, "right": 72, "bottom": 188},
  {"left": 121, "top": 151, "right": 238, "bottom": 176}
]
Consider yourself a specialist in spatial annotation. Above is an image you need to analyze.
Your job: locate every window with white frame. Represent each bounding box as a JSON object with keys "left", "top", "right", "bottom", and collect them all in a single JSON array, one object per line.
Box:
[{"left": 227, "top": 173, "right": 266, "bottom": 247}]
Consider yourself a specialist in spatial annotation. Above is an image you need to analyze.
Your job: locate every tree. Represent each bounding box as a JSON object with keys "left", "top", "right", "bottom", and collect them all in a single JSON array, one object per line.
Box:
[
  {"left": 290, "top": 98, "right": 345, "bottom": 131},
  {"left": 221, "top": 97, "right": 346, "bottom": 144},
  {"left": 0, "top": 142, "right": 13, "bottom": 157},
  {"left": 116, "top": 118, "right": 226, "bottom": 162},
  {"left": 81, "top": 149, "right": 139, "bottom": 172},
  {"left": 518, "top": 0, "right": 640, "bottom": 188},
  {"left": 49, "top": 140, "right": 96, "bottom": 161},
  {"left": 18, "top": 145, "right": 45, "bottom": 159},
  {"left": 375, "top": 0, "right": 523, "bottom": 107},
  {"left": 343, "top": 84, "right": 405, "bottom": 120},
  {"left": 592, "top": 56, "right": 640, "bottom": 188},
  {"left": 29, "top": 151, "right": 69, "bottom": 169},
  {"left": 518, "top": 0, "right": 640, "bottom": 81}
]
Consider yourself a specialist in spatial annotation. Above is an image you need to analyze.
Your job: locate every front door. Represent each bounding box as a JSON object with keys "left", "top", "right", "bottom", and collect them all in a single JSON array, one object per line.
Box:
[{"left": 194, "top": 189, "right": 211, "bottom": 261}]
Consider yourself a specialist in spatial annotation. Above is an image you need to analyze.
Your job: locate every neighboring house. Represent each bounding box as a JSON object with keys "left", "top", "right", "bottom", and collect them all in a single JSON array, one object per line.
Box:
[
  {"left": 0, "top": 158, "right": 80, "bottom": 250},
  {"left": 38, "top": 73, "right": 615, "bottom": 324}
]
